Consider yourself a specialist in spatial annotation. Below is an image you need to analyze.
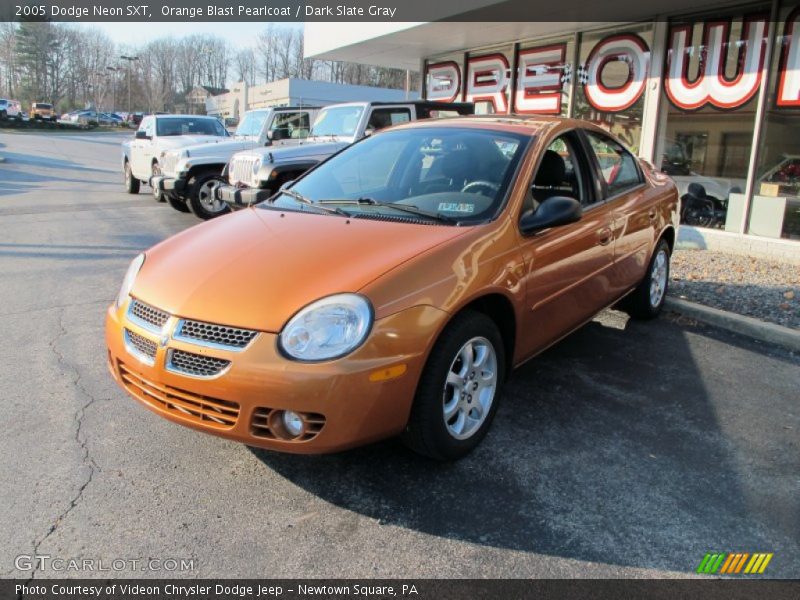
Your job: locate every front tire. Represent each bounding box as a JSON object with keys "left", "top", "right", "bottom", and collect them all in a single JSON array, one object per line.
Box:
[
  {"left": 124, "top": 161, "right": 140, "bottom": 194},
  {"left": 188, "top": 172, "right": 230, "bottom": 220},
  {"left": 402, "top": 311, "right": 505, "bottom": 460},
  {"left": 622, "top": 238, "right": 671, "bottom": 320},
  {"left": 167, "top": 193, "right": 191, "bottom": 213}
]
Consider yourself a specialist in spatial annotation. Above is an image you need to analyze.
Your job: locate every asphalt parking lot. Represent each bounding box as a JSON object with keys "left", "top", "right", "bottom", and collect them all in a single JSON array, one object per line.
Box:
[{"left": 1, "top": 130, "right": 798, "bottom": 579}]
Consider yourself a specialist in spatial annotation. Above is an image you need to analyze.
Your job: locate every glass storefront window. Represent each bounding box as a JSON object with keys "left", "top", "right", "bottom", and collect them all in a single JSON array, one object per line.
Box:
[
  {"left": 655, "top": 7, "right": 770, "bottom": 230},
  {"left": 464, "top": 45, "right": 514, "bottom": 114},
  {"left": 573, "top": 24, "right": 654, "bottom": 154},
  {"left": 513, "top": 37, "right": 575, "bottom": 116},
  {"left": 749, "top": 2, "right": 800, "bottom": 240},
  {"left": 425, "top": 38, "right": 575, "bottom": 116}
]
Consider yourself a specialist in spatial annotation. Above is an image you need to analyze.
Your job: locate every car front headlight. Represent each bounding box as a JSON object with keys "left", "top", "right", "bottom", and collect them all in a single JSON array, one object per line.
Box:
[
  {"left": 279, "top": 294, "right": 373, "bottom": 361},
  {"left": 116, "top": 253, "right": 145, "bottom": 308}
]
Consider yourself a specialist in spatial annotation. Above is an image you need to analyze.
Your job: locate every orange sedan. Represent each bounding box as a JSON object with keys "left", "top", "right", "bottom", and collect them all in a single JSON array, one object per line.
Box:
[{"left": 106, "top": 117, "right": 679, "bottom": 460}]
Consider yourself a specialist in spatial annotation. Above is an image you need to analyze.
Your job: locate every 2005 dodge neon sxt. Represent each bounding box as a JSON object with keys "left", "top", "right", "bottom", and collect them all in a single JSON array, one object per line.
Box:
[{"left": 106, "top": 116, "right": 679, "bottom": 460}]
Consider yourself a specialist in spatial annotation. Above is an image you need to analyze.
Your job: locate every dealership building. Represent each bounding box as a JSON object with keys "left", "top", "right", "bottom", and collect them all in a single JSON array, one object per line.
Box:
[
  {"left": 307, "top": 1, "right": 800, "bottom": 259},
  {"left": 205, "top": 77, "right": 416, "bottom": 123}
]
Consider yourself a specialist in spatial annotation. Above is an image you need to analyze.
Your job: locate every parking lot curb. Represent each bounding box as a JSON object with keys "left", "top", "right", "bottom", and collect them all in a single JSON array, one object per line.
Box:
[{"left": 665, "top": 296, "right": 800, "bottom": 353}]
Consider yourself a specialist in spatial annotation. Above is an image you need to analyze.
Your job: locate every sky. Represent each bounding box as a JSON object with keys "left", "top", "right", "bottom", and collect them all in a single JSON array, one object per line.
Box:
[{"left": 84, "top": 22, "right": 302, "bottom": 49}]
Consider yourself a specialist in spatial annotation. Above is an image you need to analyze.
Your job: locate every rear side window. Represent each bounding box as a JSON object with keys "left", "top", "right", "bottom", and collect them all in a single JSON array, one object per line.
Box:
[
  {"left": 584, "top": 131, "right": 643, "bottom": 197},
  {"left": 367, "top": 108, "right": 411, "bottom": 131}
]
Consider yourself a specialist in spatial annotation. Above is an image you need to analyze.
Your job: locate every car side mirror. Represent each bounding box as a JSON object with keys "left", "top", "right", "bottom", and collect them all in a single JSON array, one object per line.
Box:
[
  {"left": 135, "top": 130, "right": 150, "bottom": 140},
  {"left": 266, "top": 130, "right": 275, "bottom": 141},
  {"left": 363, "top": 128, "right": 374, "bottom": 137},
  {"left": 519, "top": 196, "right": 582, "bottom": 235},
  {"left": 279, "top": 180, "right": 294, "bottom": 191}
]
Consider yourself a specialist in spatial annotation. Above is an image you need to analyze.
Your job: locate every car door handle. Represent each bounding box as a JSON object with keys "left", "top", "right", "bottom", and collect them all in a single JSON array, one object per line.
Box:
[{"left": 597, "top": 228, "right": 613, "bottom": 246}]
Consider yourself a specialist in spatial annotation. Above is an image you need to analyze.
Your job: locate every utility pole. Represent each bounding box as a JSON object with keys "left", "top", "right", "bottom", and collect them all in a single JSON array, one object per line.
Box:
[
  {"left": 106, "top": 65, "right": 121, "bottom": 112},
  {"left": 120, "top": 55, "right": 139, "bottom": 113}
]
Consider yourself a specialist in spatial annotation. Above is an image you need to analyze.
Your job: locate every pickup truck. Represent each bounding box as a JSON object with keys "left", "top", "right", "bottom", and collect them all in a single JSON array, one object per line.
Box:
[
  {"left": 152, "top": 106, "right": 318, "bottom": 219},
  {"left": 216, "top": 100, "right": 474, "bottom": 211},
  {"left": 121, "top": 114, "right": 229, "bottom": 203}
]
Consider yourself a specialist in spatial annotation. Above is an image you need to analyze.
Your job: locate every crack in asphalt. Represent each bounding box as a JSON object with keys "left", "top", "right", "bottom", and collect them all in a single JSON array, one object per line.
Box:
[
  {"left": 25, "top": 307, "right": 104, "bottom": 582},
  {"left": 0, "top": 299, "right": 108, "bottom": 319}
]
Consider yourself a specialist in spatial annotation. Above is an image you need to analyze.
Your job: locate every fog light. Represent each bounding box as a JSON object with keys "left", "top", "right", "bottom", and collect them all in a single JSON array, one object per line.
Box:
[{"left": 282, "top": 411, "right": 304, "bottom": 437}]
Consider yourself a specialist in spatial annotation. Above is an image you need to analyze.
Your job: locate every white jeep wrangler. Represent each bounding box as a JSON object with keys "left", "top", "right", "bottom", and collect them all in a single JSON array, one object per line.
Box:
[
  {"left": 153, "top": 106, "right": 318, "bottom": 219},
  {"left": 121, "top": 114, "right": 229, "bottom": 202}
]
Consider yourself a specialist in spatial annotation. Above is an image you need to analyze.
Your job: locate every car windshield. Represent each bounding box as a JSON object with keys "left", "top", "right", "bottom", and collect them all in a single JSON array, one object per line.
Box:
[
  {"left": 35, "top": 103, "right": 52, "bottom": 109},
  {"left": 235, "top": 111, "right": 270, "bottom": 137},
  {"left": 261, "top": 127, "right": 529, "bottom": 225},
  {"left": 309, "top": 106, "right": 364, "bottom": 137},
  {"left": 156, "top": 117, "right": 226, "bottom": 137}
]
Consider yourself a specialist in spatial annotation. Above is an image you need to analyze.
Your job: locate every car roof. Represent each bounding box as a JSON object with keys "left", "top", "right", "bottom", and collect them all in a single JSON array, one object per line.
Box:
[
  {"left": 386, "top": 114, "right": 609, "bottom": 137},
  {"left": 153, "top": 114, "right": 219, "bottom": 119}
]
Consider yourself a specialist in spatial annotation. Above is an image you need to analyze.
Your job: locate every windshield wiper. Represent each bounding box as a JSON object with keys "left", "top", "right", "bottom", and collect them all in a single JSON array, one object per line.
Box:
[
  {"left": 278, "top": 189, "right": 350, "bottom": 217},
  {"left": 318, "top": 197, "right": 458, "bottom": 223}
]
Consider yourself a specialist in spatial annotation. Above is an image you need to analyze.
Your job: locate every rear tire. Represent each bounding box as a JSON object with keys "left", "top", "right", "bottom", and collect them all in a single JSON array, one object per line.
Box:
[
  {"left": 124, "top": 161, "right": 140, "bottom": 194},
  {"left": 188, "top": 172, "right": 230, "bottom": 220},
  {"left": 167, "top": 193, "right": 191, "bottom": 213},
  {"left": 402, "top": 311, "right": 505, "bottom": 461},
  {"left": 621, "top": 239, "right": 671, "bottom": 320}
]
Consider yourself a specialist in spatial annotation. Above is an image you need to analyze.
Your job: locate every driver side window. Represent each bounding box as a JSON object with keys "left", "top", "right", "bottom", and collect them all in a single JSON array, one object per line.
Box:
[{"left": 527, "top": 134, "right": 586, "bottom": 213}]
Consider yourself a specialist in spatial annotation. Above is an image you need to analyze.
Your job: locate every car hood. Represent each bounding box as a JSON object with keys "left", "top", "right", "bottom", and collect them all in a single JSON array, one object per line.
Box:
[
  {"left": 177, "top": 138, "right": 263, "bottom": 158},
  {"left": 132, "top": 208, "right": 468, "bottom": 332},
  {"left": 239, "top": 140, "right": 352, "bottom": 163},
  {"left": 158, "top": 135, "right": 225, "bottom": 150}
]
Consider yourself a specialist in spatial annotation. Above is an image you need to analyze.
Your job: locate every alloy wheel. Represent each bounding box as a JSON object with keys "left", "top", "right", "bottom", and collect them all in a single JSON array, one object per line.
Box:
[
  {"left": 442, "top": 336, "right": 498, "bottom": 440},
  {"left": 649, "top": 249, "right": 668, "bottom": 307}
]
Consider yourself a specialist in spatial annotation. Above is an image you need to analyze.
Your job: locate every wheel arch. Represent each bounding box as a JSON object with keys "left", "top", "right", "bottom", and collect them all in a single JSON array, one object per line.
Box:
[
  {"left": 449, "top": 293, "right": 517, "bottom": 380},
  {"left": 268, "top": 161, "right": 320, "bottom": 185},
  {"left": 187, "top": 163, "right": 226, "bottom": 181},
  {"left": 658, "top": 225, "right": 676, "bottom": 253}
]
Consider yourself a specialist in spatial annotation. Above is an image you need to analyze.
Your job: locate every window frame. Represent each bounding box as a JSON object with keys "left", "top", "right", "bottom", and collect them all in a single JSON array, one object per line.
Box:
[
  {"left": 519, "top": 128, "right": 602, "bottom": 226},
  {"left": 578, "top": 128, "right": 646, "bottom": 201}
]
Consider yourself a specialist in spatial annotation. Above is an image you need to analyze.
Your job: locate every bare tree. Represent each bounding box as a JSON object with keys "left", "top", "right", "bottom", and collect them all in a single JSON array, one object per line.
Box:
[
  {"left": 235, "top": 48, "right": 257, "bottom": 86},
  {"left": 0, "top": 23, "right": 418, "bottom": 113}
]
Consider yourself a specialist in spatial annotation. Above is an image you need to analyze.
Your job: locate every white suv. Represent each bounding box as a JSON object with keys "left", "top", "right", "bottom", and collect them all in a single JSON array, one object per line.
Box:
[{"left": 0, "top": 99, "right": 22, "bottom": 120}]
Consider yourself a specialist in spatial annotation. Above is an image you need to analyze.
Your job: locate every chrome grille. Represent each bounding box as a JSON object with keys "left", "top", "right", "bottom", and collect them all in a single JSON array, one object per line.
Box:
[
  {"left": 175, "top": 319, "right": 257, "bottom": 350},
  {"left": 167, "top": 350, "right": 230, "bottom": 378},
  {"left": 118, "top": 361, "right": 239, "bottom": 428},
  {"left": 229, "top": 155, "right": 260, "bottom": 186},
  {"left": 129, "top": 299, "right": 169, "bottom": 331},
  {"left": 124, "top": 329, "right": 157, "bottom": 364}
]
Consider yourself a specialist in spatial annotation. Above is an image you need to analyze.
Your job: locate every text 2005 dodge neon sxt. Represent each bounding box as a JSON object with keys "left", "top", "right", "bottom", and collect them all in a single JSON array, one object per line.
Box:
[{"left": 106, "top": 116, "right": 678, "bottom": 460}]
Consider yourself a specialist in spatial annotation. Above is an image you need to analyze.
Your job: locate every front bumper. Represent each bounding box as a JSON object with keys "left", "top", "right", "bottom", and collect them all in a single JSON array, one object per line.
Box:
[
  {"left": 151, "top": 175, "right": 187, "bottom": 197},
  {"left": 106, "top": 298, "right": 446, "bottom": 453},
  {"left": 216, "top": 183, "right": 272, "bottom": 210}
]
